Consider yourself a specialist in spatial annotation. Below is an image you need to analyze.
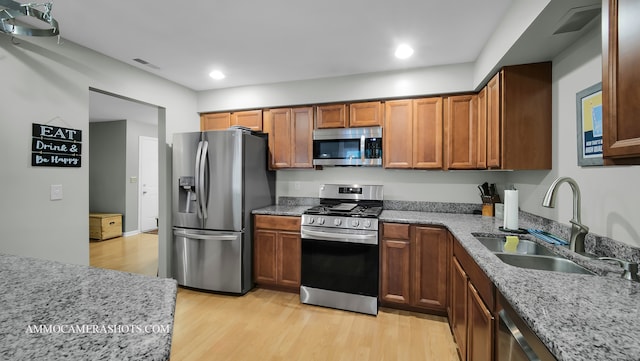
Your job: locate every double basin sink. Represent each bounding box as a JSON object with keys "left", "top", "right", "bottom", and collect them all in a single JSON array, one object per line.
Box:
[{"left": 474, "top": 235, "right": 594, "bottom": 275}]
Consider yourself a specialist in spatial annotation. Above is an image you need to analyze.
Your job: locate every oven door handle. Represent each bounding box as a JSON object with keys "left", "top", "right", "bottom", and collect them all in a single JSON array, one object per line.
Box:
[{"left": 301, "top": 228, "right": 378, "bottom": 245}]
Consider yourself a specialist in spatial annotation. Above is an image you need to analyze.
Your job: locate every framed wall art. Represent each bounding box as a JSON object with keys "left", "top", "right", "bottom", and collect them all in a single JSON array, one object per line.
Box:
[{"left": 576, "top": 82, "right": 603, "bottom": 166}]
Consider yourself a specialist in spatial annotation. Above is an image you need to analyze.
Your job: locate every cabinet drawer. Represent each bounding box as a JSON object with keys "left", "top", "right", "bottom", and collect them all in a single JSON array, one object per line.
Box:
[
  {"left": 89, "top": 213, "right": 122, "bottom": 240},
  {"left": 254, "top": 215, "right": 300, "bottom": 232},
  {"left": 382, "top": 223, "right": 410, "bottom": 240}
]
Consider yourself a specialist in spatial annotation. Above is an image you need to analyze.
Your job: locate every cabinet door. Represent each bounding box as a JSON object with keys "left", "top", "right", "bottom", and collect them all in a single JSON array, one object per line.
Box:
[
  {"left": 269, "top": 108, "right": 292, "bottom": 169},
  {"left": 451, "top": 257, "right": 468, "bottom": 361},
  {"left": 316, "top": 104, "right": 347, "bottom": 128},
  {"left": 467, "top": 282, "right": 494, "bottom": 361},
  {"left": 291, "top": 107, "right": 314, "bottom": 168},
  {"left": 486, "top": 73, "right": 500, "bottom": 168},
  {"left": 446, "top": 95, "right": 478, "bottom": 169},
  {"left": 231, "top": 110, "right": 263, "bottom": 131},
  {"left": 254, "top": 230, "right": 278, "bottom": 285},
  {"left": 277, "top": 231, "right": 301, "bottom": 288},
  {"left": 380, "top": 239, "right": 411, "bottom": 305},
  {"left": 476, "top": 87, "right": 487, "bottom": 169},
  {"left": 384, "top": 100, "right": 413, "bottom": 168},
  {"left": 413, "top": 97, "right": 443, "bottom": 169},
  {"left": 349, "top": 101, "right": 383, "bottom": 127},
  {"left": 201, "top": 112, "right": 231, "bottom": 131},
  {"left": 603, "top": 0, "right": 640, "bottom": 163},
  {"left": 412, "top": 226, "right": 449, "bottom": 311}
]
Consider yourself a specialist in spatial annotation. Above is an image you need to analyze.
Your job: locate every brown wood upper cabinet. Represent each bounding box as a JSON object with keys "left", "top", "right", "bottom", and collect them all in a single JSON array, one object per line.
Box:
[
  {"left": 384, "top": 97, "right": 444, "bottom": 169},
  {"left": 484, "top": 62, "right": 552, "bottom": 170},
  {"left": 316, "top": 104, "right": 348, "bottom": 128},
  {"left": 349, "top": 101, "right": 383, "bottom": 127},
  {"left": 476, "top": 87, "right": 488, "bottom": 169},
  {"left": 200, "top": 110, "right": 263, "bottom": 131},
  {"left": 231, "top": 110, "right": 263, "bottom": 131},
  {"left": 264, "top": 107, "right": 313, "bottom": 169},
  {"left": 200, "top": 112, "right": 231, "bottom": 131},
  {"left": 445, "top": 94, "right": 478, "bottom": 169},
  {"left": 602, "top": 0, "right": 640, "bottom": 164},
  {"left": 380, "top": 223, "right": 450, "bottom": 313}
]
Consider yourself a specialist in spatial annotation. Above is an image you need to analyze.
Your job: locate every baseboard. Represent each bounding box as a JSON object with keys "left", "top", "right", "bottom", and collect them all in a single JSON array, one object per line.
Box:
[{"left": 123, "top": 230, "right": 141, "bottom": 237}]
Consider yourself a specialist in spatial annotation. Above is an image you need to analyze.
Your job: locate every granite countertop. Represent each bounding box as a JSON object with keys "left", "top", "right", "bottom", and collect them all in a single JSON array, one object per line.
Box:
[
  {"left": 0, "top": 254, "right": 177, "bottom": 361},
  {"left": 380, "top": 210, "right": 640, "bottom": 361},
  {"left": 253, "top": 203, "right": 640, "bottom": 360},
  {"left": 252, "top": 205, "right": 311, "bottom": 217}
]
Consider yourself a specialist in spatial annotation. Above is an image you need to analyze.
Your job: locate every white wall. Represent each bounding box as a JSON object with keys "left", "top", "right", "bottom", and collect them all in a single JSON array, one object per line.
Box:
[
  {"left": 510, "top": 26, "right": 640, "bottom": 248},
  {"left": 0, "top": 36, "right": 198, "bottom": 271},
  {"left": 277, "top": 168, "right": 508, "bottom": 204},
  {"left": 197, "top": 63, "right": 474, "bottom": 112}
]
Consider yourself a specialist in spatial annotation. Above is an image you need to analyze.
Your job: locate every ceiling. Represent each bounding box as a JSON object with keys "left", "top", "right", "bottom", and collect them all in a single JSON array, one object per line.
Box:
[
  {"left": 8, "top": 0, "right": 600, "bottom": 123},
  {"left": 39, "top": 0, "right": 514, "bottom": 91}
]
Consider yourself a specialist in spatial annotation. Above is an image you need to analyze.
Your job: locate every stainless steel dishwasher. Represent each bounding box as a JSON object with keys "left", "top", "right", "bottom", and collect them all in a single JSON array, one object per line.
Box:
[{"left": 496, "top": 292, "right": 557, "bottom": 361}]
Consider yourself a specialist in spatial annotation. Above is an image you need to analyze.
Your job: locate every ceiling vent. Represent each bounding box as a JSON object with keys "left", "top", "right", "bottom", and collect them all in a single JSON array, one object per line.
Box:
[
  {"left": 133, "top": 58, "right": 160, "bottom": 70},
  {"left": 553, "top": 4, "right": 601, "bottom": 35}
]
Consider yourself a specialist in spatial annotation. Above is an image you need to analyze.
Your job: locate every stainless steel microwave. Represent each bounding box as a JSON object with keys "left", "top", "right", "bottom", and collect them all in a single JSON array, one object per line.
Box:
[{"left": 312, "top": 126, "right": 382, "bottom": 166}]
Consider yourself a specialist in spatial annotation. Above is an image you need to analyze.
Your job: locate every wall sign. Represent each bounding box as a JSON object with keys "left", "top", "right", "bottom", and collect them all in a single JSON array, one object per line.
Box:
[
  {"left": 576, "top": 82, "right": 603, "bottom": 167},
  {"left": 31, "top": 123, "right": 82, "bottom": 167}
]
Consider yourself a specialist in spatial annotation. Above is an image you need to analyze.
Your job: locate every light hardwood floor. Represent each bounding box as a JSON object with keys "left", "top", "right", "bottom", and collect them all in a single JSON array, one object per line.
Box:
[{"left": 90, "top": 235, "right": 460, "bottom": 361}]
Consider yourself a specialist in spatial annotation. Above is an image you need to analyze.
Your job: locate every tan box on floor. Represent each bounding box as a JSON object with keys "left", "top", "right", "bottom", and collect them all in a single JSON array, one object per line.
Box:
[{"left": 89, "top": 213, "right": 122, "bottom": 240}]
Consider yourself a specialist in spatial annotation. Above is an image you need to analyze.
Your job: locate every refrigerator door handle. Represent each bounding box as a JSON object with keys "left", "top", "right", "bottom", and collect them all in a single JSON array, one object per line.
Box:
[
  {"left": 198, "top": 140, "right": 209, "bottom": 220},
  {"left": 194, "top": 140, "right": 204, "bottom": 219},
  {"left": 173, "top": 229, "right": 238, "bottom": 241}
]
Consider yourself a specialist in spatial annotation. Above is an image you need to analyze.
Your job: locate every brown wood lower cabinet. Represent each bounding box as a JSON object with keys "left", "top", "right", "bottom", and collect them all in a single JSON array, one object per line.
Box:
[
  {"left": 253, "top": 215, "right": 301, "bottom": 292},
  {"left": 450, "top": 237, "right": 495, "bottom": 361},
  {"left": 380, "top": 223, "right": 450, "bottom": 313}
]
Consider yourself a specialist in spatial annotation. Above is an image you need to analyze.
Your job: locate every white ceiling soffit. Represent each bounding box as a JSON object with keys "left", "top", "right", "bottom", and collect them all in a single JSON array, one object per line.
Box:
[
  {"left": 499, "top": 0, "right": 601, "bottom": 71},
  {"left": 89, "top": 91, "right": 158, "bottom": 124},
  {"left": 42, "top": 0, "right": 514, "bottom": 91}
]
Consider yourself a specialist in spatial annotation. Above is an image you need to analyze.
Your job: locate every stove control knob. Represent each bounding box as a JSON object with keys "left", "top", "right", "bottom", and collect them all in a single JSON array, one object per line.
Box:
[
  {"left": 307, "top": 217, "right": 314, "bottom": 224},
  {"left": 363, "top": 220, "right": 372, "bottom": 228},
  {"left": 317, "top": 217, "right": 325, "bottom": 225},
  {"left": 351, "top": 219, "right": 360, "bottom": 227},
  {"left": 334, "top": 218, "right": 342, "bottom": 226}
]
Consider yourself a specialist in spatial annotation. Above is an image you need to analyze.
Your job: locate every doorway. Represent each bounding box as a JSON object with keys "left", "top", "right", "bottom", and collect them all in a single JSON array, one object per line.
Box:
[
  {"left": 89, "top": 89, "right": 160, "bottom": 276},
  {"left": 139, "top": 136, "right": 159, "bottom": 233}
]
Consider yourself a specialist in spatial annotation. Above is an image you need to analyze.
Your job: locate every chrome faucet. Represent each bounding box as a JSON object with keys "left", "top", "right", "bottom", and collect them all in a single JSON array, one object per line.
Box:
[{"left": 542, "top": 177, "right": 589, "bottom": 253}]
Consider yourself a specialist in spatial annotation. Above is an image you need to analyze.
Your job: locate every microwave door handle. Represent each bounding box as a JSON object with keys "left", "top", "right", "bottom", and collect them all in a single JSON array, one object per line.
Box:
[{"left": 360, "top": 135, "right": 365, "bottom": 161}]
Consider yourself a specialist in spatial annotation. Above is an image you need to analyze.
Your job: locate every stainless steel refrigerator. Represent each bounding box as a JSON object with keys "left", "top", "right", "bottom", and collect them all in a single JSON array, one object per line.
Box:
[{"left": 172, "top": 128, "right": 275, "bottom": 294}]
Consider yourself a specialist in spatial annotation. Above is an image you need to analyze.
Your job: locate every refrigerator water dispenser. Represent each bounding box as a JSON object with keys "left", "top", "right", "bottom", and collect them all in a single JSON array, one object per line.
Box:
[{"left": 178, "top": 176, "right": 197, "bottom": 213}]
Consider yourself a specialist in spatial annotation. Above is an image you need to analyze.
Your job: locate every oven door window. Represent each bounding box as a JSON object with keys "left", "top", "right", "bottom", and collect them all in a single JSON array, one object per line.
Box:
[
  {"left": 313, "top": 139, "right": 361, "bottom": 160},
  {"left": 301, "top": 239, "right": 378, "bottom": 297}
]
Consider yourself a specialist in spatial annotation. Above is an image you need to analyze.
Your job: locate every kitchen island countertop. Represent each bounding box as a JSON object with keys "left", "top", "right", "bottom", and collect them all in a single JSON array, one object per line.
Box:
[
  {"left": 0, "top": 254, "right": 177, "bottom": 361},
  {"left": 252, "top": 205, "right": 640, "bottom": 361}
]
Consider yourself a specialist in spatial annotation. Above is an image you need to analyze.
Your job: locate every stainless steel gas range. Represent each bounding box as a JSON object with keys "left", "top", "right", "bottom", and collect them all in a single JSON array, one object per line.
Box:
[{"left": 300, "top": 184, "right": 383, "bottom": 315}]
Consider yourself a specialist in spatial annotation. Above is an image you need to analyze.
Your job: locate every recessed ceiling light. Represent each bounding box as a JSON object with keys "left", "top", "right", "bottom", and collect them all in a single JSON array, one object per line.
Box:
[
  {"left": 395, "top": 44, "right": 414, "bottom": 59},
  {"left": 209, "top": 70, "right": 225, "bottom": 80}
]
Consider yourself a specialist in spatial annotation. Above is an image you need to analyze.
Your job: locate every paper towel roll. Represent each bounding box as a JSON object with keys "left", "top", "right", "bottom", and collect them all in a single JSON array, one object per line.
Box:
[{"left": 503, "top": 189, "right": 519, "bottom": 230}]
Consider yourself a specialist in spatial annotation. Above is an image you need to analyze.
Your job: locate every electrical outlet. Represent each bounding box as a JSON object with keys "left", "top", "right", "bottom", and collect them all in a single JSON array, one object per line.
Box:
[
  {"left": 294, "top": 182, "right": 301, "bottom": 190},
  {"left": 50, "top": 184, "right": 63, "bottom": 200}
]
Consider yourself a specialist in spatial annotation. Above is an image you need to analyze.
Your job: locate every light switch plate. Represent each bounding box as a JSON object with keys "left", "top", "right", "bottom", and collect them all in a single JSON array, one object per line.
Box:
[{"left": 50, "top": 184, "right": 63, "bottom": 200}]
